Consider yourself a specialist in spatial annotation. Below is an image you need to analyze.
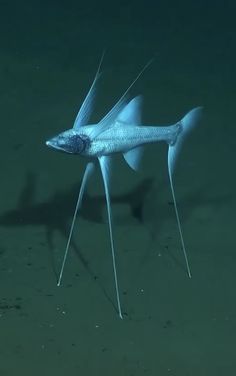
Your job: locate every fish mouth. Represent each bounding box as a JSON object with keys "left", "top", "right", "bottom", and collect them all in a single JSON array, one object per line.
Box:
[
  {"left": 46, "top": 139, "right": 62, "bottom": 151},
  {"left": 45, "top": 138, "right": 75, "bottom": 154},
  {"left": 46, "top": 140, "right": 52, "bottom": 147},
  {"left": 46, "top": 139, "right": 55, "bottom": 148}
]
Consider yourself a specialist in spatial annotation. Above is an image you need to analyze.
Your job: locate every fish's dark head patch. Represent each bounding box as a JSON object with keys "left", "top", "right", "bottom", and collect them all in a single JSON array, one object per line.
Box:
[{"left": 46, "top": 130, "right": 90, "bottom": 154}]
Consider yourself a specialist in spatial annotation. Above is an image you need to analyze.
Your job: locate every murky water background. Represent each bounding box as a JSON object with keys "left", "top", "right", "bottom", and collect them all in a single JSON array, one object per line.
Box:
[{"left": 0, "top": 1, "right": 235, "bottom": 375}]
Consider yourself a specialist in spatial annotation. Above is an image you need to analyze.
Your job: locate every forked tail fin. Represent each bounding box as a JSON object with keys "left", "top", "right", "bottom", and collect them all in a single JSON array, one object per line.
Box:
[{"left": 167, "top": 107, "right": 203, "bottom": 278}]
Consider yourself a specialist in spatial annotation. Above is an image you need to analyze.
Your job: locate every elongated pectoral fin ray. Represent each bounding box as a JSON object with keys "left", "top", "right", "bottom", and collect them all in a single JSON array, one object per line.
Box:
[
  {"left": 57, "top": 162, "right": 95, "bottom": 286},
  {"left": 73, "top": 51, "right": 105, "bottom": 130},
  {"left": 98, "top": 156, "right": 123, "bottom": 319}
]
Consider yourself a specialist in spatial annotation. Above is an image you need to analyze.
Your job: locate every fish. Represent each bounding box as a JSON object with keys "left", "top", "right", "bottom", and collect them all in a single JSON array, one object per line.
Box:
[{"left": 46, "top": 55, "right": 202, "bottom": 318}]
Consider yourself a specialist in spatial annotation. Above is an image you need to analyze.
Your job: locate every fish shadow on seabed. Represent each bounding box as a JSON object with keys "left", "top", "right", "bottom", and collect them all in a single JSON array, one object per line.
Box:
[
  {"left": 0, "top": 172, "right": 154, "bottom": 301},
  {"left": 1, "top": 171, "right": 225, "bottom": 313}
]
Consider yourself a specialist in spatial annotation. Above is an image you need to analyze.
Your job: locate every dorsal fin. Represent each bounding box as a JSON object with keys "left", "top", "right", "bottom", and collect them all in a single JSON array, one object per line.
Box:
[{"left": 117, "top": 96, "right": 142, "bottom": 125}]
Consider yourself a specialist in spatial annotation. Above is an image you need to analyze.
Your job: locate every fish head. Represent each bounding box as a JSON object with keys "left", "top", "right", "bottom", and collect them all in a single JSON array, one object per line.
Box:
[{"left": 46, "top": 129, "right": 90, "bottom": 154}]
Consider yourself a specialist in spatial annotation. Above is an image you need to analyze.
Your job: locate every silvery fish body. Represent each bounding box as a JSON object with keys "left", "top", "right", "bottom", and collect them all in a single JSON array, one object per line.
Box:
[
  {"left": 83, "top": 121, "right": 180, "bottom": 156},
  {"left": 46, "top": 117, "right": 180, "bottom": 158}
]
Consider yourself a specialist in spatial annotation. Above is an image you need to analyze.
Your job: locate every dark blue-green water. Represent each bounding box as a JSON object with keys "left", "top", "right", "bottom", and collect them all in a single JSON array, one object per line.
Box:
[{"left": 0, "top": 1, "right": 235, "bottom": 375}]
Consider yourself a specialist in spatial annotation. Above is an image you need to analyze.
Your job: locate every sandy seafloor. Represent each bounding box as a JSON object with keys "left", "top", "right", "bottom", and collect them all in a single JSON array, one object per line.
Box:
[{"left": 0, "top": 1, "right": 235, "bottom": 375}]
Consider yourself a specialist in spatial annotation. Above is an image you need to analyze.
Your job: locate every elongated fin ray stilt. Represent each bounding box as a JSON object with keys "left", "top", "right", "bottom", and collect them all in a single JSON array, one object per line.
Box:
[
  {"left": 167, "top": 107, "right": 203, "bottom": 278},
  {"left": 57, "top": 52, "right": 105, "bottom": 284},
  {"left": 57, "top": 162, "right": 95, "bottom": 286},
  {"left": 99, "top": 156, "right": 123, "bottom": 319},
  {"left": 167, "top": 168, "right": 192, "bottom": 278}
]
